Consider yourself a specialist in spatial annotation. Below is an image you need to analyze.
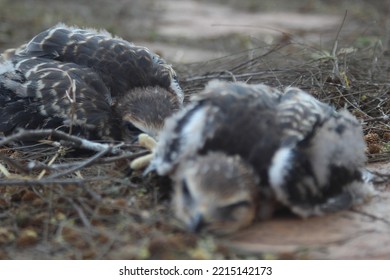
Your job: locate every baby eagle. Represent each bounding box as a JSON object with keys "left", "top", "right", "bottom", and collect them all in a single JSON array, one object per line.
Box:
[
  {"left": 0, "top": 23, "right": 183, "bottom": 141},
  {"left": 147, "top": 80, "right": 372, "bottom": 235}
]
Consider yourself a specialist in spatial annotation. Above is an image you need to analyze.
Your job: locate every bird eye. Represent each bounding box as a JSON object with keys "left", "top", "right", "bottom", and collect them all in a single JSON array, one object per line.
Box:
[
  {"left": 125, "top": 121, "right": 143, "bottom": 134},
  {"left": 218, "top": 201, "right": 251, "bottom": 221}
]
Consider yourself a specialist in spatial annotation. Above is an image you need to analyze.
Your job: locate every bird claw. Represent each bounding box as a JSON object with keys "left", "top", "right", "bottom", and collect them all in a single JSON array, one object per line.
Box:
[
  {"left": 137, "top": 133, "right": 157, "bottom": 151},
  {"left": 130, "top": 133, "right": 157, "bottom": 170},
  {"left": 130, "top": 153, "right": 154, "bottom": 170}
]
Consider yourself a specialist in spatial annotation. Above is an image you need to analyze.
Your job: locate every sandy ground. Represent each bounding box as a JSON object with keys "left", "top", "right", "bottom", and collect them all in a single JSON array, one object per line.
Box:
[
  {"left": 158, "top": 0, "right": 340, "bottom": 39},
  {"left": 228, "top": 163, "right": 390, "bottom": 259},
  {"left": 146, "top": 0, "right": 342, "bottom": 62}
]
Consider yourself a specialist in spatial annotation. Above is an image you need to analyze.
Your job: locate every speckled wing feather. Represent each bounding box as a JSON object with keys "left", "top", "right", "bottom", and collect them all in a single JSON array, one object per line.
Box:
[
  {"left": 269, "top": 87, "right": 370, "bottom": 216},
  {"left": 0, "top": 24, "right": 183, "bottom": 140},
  {"left": 16, "top": 24, "right": 183, "bottom": 102},
  {"left": 275, "top": 87, "right": 335, "bottom": 146},
  {"left": 192, "top": 79, "right": 283, "bottom": 104},
  {"left": 0, "top": 56, "right": 121, "bottom": 140},
  {"left": 150, "top": 80, "right": 283, "bottom": 182}
]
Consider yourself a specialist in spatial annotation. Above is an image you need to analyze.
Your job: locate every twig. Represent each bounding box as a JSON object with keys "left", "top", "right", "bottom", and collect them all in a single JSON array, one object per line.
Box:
[
  {"left": 330, "top": 11, "right": 348, "bottom": 82},
  {"left": 94, "top": 150, "right": 150, "bottom": 163},
  {"left": 66, "top": 197, "right": 93, "bottom": 232},
  {"left": 351, "top": 209, "right": 390, "bottom": 226},
  {"left": 366, "top": 169, "right": 390, "bottom": 184},
  {"left": 46, "top": 147, "right": 113, "bottom": 179},
  {"left": 0, "top": 129, "right": 123, "bottom": 154},
  {"left": 183, "top": 70, "right": 277, "bottom": 82},
  {"left": 363, "top": 115, "right": 390, "bottom": 123},
  {"left": 26, "top": 149, "right": 148, "bottom": 172},
  {"left": 0, "top": 162, "right": 11, "bottom": 178},
  {"left": 0, "top": 154, "right": 31, "bottom": 174},
  {"left": 229, "top": 43, "right": 288, "bottom": 72},
  {"left": 0, "top": 176, "right": 111, "bottom": 186},
  {"left": 37, "top": 147, "right": 64, "bottom": 179},
  {"left": 368, "top": 152, "right": 390, "bottom": 163},
  {"left": 79, "top": 184, "right": 102, "bottom": 201},
  {"left": 221, "top": 70, "right": 237, "bottom": 82}
]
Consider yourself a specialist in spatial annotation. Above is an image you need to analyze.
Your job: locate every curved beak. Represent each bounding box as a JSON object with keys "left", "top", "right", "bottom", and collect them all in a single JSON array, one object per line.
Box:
[{"left": 188, "top": 213, "right": 207, "bottom": 233}]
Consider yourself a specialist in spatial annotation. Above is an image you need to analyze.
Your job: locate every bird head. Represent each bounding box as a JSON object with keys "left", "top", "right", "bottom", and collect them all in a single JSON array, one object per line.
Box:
[
  {"left": 117, "top": 86, "right": 181, "bottom": 140},
  {"left": 172, "top": 152, "right": 260, "bottom": 235}
]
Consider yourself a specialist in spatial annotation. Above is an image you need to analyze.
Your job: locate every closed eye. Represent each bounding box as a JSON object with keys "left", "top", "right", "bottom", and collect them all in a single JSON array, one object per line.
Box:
[
  {"left": 218, "top": 201, "right": 251, "bottom": 221},
  {"left": 125, "top": 121, "right": 143, "bottom": 134}
]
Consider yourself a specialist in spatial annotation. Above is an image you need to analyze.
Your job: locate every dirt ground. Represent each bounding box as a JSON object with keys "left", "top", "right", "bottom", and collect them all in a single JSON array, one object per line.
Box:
[
  {"left": 0, "top": 0, "right": 390, "bottom": 259},
  {"left": 228, "top": 162, "right": 390, "bottom": 259}
]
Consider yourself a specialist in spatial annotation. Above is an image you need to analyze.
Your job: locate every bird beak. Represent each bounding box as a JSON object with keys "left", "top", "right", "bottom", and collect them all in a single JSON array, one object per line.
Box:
[{"left": 188, "top": 213, "right": 206, "bottom": 233}]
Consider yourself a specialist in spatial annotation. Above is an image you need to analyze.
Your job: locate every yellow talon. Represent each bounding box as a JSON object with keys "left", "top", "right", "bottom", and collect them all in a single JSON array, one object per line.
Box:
[
  {"left": 130, "top": 153, "right": 154, "bottom": 170},
  {"left": 130, "top": 133, "right": 157, "bottom": 170},
  {"left": 138, "top": 133, "right": 157, "bottom": 151}
]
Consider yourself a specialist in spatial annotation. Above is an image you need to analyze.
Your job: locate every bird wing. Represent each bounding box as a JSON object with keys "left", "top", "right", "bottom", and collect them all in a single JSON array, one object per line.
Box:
[
  {"left": 0, "top": 56, "right": 120, "bottom": 139},
  {"left": 149, "top": 100, "right": 221, "bottom": 175},
  {"left": 150, "top": 81, "right": 283, "bottom": 177},
  {"left": 192, "top": 79, "right": 282, "bottom": 105},
  {"left": 17, "top": 24, "right": 183, "bottom": 102},
  {"left": 269, "top": 87, "right": 369, "bottom": 217},
  {"left": 275, "top": 87, "right": 334, "bottom": 146}
]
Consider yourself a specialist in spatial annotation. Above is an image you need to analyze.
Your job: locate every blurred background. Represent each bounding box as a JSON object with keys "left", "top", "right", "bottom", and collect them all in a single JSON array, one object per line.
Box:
[{"left": 1, "top": 0, "right": 389, "bottom": 64}]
